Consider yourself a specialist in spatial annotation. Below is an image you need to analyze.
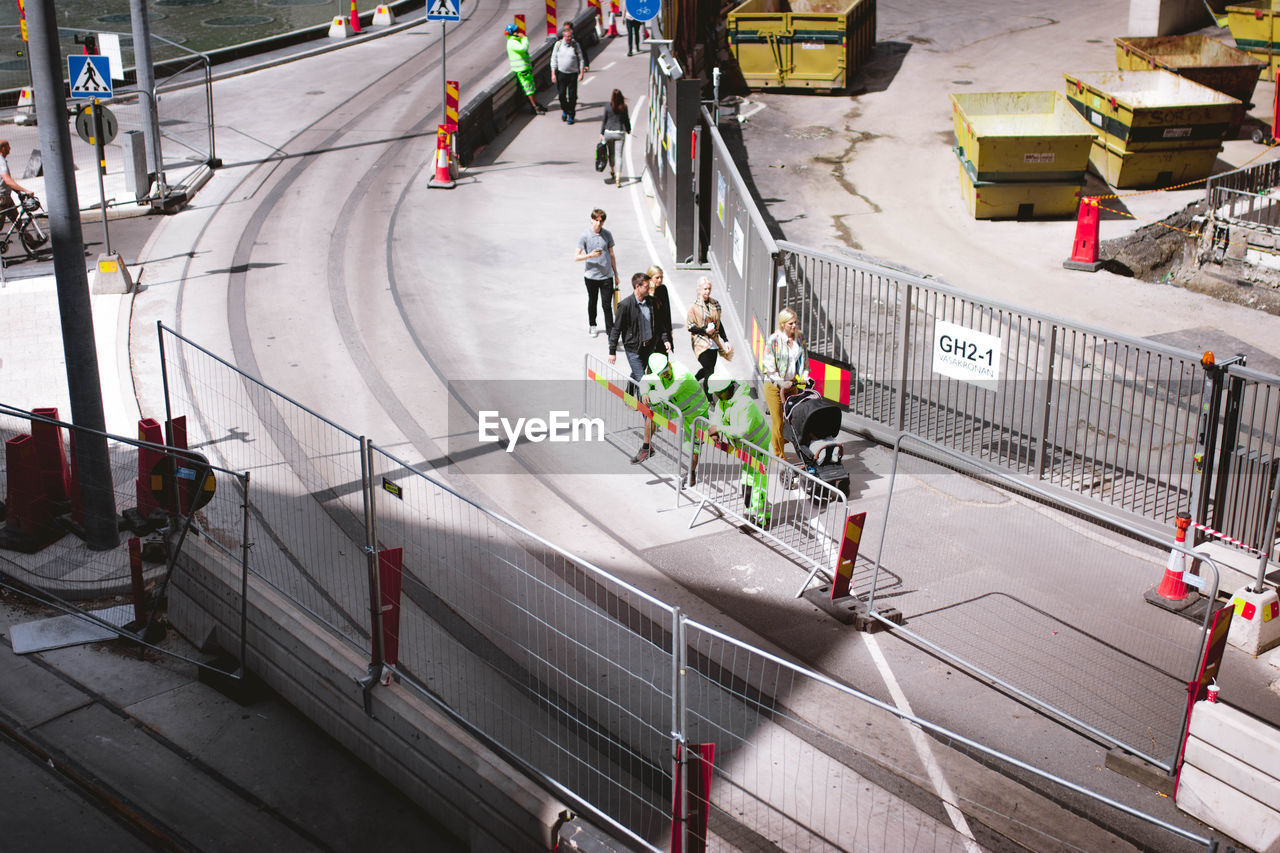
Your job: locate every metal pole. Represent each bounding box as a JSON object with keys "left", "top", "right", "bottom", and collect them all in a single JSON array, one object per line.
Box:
[
  {"left": 441, "top": 22, "right": 448, "bottom": 133},
  {"left": 25, "top": 0, "right": 119, "bottom": 551},
  {"left": 362, "top": 437, "right": 384, "bottom": 673},
  {"left": 91, "top": 99, "right": 111, "bottom": 256},
  {"left": 129, "top": 0, "right": 167, "bottom": 199},
  {"left": 1256, "top": 464, "right": 1280, "bottom": 592},
  {"left": 239, "top": 471, "right": 250, "bottom": 674}
]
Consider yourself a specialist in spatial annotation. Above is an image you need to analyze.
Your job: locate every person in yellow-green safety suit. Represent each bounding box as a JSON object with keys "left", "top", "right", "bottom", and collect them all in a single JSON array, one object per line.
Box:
[
  {"left": 706, "top": 373, "right": 772, "bottom": 527},
  {"left": 505, "top": 24, "right": 546, "bottom": 115},
  {"left": 632, "top": 352, "right": 709, "bottom": 487}
]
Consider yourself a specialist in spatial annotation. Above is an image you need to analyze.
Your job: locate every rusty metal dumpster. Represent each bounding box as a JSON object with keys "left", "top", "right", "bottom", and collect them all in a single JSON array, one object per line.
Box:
[
  {"left": 1115, "top": 35, "right": 1264, "bottom": 132},
  {"left": 1064, "top": 70, "right": 1239, "bottom": 188},
  {"left": 728, "top": 0, "right": 876, "bottom": 91}
]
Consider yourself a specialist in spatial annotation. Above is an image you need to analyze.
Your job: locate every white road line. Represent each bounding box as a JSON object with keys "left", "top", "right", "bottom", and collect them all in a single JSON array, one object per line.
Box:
[
  {"left": 864, "top": 633, "right": 983, "bottom": 852},
  {"left": 624, "top": 96, "right": 663, "bottom": 272}
]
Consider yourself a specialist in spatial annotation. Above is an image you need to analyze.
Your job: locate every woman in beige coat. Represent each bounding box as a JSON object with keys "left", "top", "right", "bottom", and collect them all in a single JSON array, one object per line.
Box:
[{"left": 686, "top": 275, "right": 733, "bottom": 390}]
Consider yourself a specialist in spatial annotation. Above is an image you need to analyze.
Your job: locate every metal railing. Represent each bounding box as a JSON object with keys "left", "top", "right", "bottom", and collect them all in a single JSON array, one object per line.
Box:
[
  {"left": 140, "top": 327, "right": 1221, "bottom": 850},
  {"left": 865, "top": 433, "right": 1224, "bottom": 772},
  {"left": 777, "top": 240, "right": 1221, "bottom": 535},
  {"left": 1207, "top": 184, "right": 1280, "bottom": 233}
]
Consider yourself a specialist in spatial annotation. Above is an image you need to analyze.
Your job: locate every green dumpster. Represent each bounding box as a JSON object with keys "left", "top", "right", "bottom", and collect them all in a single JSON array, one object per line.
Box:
[
  {"left": 1115, "top": 35, "right": 1263, "bottom": 132},
  {"left": 728, "top": 0, "right": 876, "bottom": 91}
]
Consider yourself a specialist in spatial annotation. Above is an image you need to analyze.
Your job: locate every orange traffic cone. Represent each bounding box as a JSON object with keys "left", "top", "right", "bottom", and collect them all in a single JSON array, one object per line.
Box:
[
  {"left": 1145, "top": 512, "right": 1198, "bottom": 612},
  {"left": 349, "top": 0, "right": 361, "bottom": 33},
  {"left": 428, "top": 126, "right": 455, "bottom": 190},
  {"left": 606, "top": 1, "right": 620, "bottom": 36},
  {"left": 1063, "top": 196, "right": 1103, "bottom": 272}
]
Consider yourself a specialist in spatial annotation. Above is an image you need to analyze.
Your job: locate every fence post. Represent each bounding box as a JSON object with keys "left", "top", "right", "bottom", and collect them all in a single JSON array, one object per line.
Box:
[
  {"left": 238, "top": 471, "right": 250, "bottom": 673},
  {"left": 360, "top": 437, "right": 384, "bottom": 712},
  {"left": 895, "top": 282, "right": 913, "bottom": 431},
  {"left": 157, "top": 321, "right": 174, "bottom": 429},
  {"left": 670, "top": 607, "right": 687, "bottom": 853},
  {"left": 1036, "top": 324, "right": 1058, "bottom": 481}
]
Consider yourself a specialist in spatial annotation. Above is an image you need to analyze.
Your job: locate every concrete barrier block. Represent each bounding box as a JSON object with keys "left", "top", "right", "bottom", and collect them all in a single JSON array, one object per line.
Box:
[
  {"left": 1227, "top": 585, "right": 1280, "bottom": 656},
  {"left": 1188, "top": 700, "right": 1280, "bottom": 777},
  {"left": 1184, "top": 734, "right": 1280, "bottom": 807},
  {"left": 1177, "top": 764, "right": 1280, "bottom": 853}
]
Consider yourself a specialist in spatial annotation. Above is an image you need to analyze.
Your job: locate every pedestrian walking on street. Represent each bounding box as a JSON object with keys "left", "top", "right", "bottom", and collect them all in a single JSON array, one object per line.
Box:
[
  {"left": 625, "top": 9, "right": 644, "bottom": 55},
  {"left": 707, "top": 373, "right": 772, "bottom": 527},
  {"left": 601, "top": 89, "right": 631, "bottom": 186},
  {"left": 505, "top": 24, "right": 546, "bottom": 115},
  {"left": 632, "top": 352, "right": 709, "bottom": 477},
  {"left": 609, "top": 272, "right": 670, "bottom": 401},
  {"left": 574, "top": 208, "right": 619, "bottom": 337},
  {"left": 761, "top": 308, "right": 810, "bottom": 458},
  {"left": 551, "top": 23, "right": 587, "bottom": 124},
  {"left": 687, "top": 275, "right": 733, "bottom": 391},
  {"left": 645, "top": 265, "right": 675, "bottom": 355}
]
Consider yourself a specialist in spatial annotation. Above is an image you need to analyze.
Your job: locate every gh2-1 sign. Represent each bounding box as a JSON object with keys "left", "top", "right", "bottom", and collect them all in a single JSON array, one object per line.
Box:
[{"left": 932, "top": 320, "right": 1001, "bottom": 391}]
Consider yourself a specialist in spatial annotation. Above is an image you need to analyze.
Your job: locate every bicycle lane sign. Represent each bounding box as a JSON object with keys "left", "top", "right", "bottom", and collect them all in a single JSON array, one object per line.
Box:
[{"left": 68, "top": 55, "right": 112, "bottom": 99}]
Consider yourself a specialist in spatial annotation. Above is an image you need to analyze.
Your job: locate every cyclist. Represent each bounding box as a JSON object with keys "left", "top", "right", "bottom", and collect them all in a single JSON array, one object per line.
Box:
[{"left": 0, "top": 139, "right": 34, "bottom": 230}]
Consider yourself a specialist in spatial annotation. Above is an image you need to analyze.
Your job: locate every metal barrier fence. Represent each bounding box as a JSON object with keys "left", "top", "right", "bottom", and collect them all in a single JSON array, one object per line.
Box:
[
  {"left": 681, "top": 617, "right": 1215, "bottom": 852},
  {"left": 158, "top": 323, "right": 372, "bottom": 654},
  {"left": 1207, "top": 184, "right": 1280, "bottom": 233},
  {"left": 368, "top": 444, "right": 677, "bottom": 850},
  {"left": 583, "top": 354, "right": 849, "bottom": 597},
  {"left": 143, "top": 329, "right": 1223, "bottom": 850},
  {"left": 0, "top": 404, "right": 250, "bottom": 674},
  {"left": 684, "top": 415, "right": 848, "bottom": 597},
  {"left": 777, "top": 240, "right": 1231, "bottom": 535},
  {"left": 865, "top": 433, "right": 1224, "bottom": 772},
  {"left": 0, "top": 27, "right": 216, "bottom": 202},
  {"left": 702, "top": 105, "right": 778, "bottom": 366}
]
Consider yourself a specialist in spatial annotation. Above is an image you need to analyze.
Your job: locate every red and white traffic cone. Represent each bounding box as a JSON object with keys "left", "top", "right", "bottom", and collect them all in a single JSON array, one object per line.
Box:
[
  {"left": 1145, "top": 511, "right": 1198, "bottom": 612},
  {"left": 1063, "top": 196, "right": 1103, "bottom": 272},
  {"left": 428, "top": 125, "right": 455, "bottom": 190},
  {"left": 606, "top": 1, "right": 620, "bottom": 37}
]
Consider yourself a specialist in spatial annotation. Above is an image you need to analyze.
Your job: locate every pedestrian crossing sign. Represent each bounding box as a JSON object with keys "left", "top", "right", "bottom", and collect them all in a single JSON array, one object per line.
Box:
[
  {"left": 69, "top": 55, "right": 112, "bottom": 99},
  {"left": 427, "top": 0, "right": 459, "bottom": 21}
]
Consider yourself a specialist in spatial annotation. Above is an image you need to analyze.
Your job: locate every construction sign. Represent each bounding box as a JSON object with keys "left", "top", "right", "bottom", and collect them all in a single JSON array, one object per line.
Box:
[{"left": 830, "top": 512, "right": 866, "bottom": 600}]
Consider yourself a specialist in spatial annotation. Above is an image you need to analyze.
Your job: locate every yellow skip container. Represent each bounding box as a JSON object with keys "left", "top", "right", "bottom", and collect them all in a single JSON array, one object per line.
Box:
[
  {"left": 728, "top": 0, "right": 876, "bottom": 91},
  {"left": 954, "top": 148, "right": 1083, "bottom": 219},
  {"left": 1114, "top": 35, "right": 1263, "bottom": 132},
  {"left": 1225, "top": 0, "right": 1280, "bottom": 80},
  {"left": 950, "top": 91, "right": 1097, "bottom": 183}
]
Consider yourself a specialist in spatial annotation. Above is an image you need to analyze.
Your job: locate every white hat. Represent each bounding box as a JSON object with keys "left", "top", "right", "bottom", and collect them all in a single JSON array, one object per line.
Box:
[{"left": 707, "top": 373, "right": 734, "bottom": 393}]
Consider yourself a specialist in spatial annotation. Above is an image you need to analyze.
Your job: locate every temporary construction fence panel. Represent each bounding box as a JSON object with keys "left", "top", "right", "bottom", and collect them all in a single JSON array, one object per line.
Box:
[
  {"left": 584, "top": 353, "right": 691, "bottom": 491},
  {"left": 703, "top": 106, "right": 779, "bottom": 367},
  {"left": 777, "top": 241, "right": 1211, "bottom": 534},
  {"left": 865, "top": 434, "right": 1224, "bottom": 771},
  {"left": 684, "top": 416, "right": 849, "bottom": 597},
  {"left": 157, "top": 323, "right": 373, "bottom": 653},
  {"left": 367, "top": 444, "right": 677, "bottom": 851}
]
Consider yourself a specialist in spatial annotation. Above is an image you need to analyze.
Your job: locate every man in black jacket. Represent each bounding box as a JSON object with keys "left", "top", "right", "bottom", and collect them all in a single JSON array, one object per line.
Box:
[{"left": 609, "top": 272, "right": 671, "bottom": 400}]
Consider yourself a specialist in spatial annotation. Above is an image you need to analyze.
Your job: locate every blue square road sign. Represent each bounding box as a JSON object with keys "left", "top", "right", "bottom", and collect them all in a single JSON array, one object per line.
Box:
[{"left": 69, "top": 55, "right": 112, "bottom": 99}]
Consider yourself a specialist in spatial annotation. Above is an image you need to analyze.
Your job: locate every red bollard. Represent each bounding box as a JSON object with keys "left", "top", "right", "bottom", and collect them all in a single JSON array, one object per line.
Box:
[
  {"left": 349, "top": 0, "right": 361, "bottom": 33},
  {"left": 128, "top": 536, "right": 147, "bottom": 625},
  {"left": 4, "top": 434, "right": 57, "bottom": 546},
  {"left": 30, "top": 407, "right": 70, "bottom": 504},
  {"left": 831, "top": 512, "right": 867, "bottom": 600},
  {"left": 1063, "top": 196, "right": 1103, "bottom": 272},
  {"left": 137, "top": 418, "right": 165, "bottom": 517}
]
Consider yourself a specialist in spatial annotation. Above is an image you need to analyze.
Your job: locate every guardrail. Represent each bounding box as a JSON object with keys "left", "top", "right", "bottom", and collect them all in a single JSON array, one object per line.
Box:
[{"left": 1207, "top": 184, "right": 1280, "bottom": 234}]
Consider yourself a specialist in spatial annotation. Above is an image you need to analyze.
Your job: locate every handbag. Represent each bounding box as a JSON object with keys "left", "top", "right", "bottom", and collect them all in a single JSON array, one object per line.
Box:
[{"left": 594, "top": 140, "right": 608, "bottom": 172}]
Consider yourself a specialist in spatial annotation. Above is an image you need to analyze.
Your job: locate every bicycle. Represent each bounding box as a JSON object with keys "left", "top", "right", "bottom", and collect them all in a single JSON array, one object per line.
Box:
[{"left": 0, "top": 192, "right": 49, "bottom": 260}]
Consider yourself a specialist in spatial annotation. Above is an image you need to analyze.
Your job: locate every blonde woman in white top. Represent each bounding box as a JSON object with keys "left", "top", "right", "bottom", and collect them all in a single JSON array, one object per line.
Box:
[{"left": 759, "top": 308, "right": 809, "bottom": 457}]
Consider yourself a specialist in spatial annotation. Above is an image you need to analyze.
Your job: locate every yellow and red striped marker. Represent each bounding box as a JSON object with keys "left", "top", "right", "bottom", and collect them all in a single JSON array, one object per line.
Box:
[
  {"left": 831, "top": 512, "right": 866, "bottom": 600},
  {"left": 546, "top": 0, "right": 557, "bottom": 38},
  {"left": 514, "top": 14, "right": 526, "bottom": 36},
  {"left": 445, "top": 80, "right": 459, "bottom": 131},
  {"left": 807, "top": 356, "right": 853, "bottom": 407}
]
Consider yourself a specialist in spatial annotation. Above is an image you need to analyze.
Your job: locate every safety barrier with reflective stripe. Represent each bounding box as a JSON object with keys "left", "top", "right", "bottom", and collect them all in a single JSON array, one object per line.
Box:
[
  {"left": 685, "top": 415, "right": 849, "bottom": 597},
  {"left": 584, "top": 354, "right": 690, "bottom": 492}
]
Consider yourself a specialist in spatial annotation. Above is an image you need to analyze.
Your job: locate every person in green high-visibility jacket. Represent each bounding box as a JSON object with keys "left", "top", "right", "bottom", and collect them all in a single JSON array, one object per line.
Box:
[
  {"left": 505, "top": 24, "right": 546, "bottom": 115},
  {"left": 706, "top": 373, "right": 771, "bottom": 527},
  {"left": 633, "top": 352, "right": 709, "bottom": 486}
]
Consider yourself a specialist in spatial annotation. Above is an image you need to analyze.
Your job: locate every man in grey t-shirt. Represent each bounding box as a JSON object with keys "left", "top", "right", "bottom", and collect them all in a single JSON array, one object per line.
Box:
[
  {"left": 550, "top": 23, "right": 587, "bottom": 123},
  {"left": 573, "top": 208, "right": 618, "bottom": 337}
]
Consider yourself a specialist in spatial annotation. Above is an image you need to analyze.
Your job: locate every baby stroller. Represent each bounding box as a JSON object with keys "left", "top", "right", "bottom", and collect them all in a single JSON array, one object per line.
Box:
[{"left": 782, "top": 388, "right": 849, "bottom": 499}]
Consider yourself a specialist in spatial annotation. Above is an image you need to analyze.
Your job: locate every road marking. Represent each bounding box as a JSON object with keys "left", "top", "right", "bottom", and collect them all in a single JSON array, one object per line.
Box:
[
  {"left": 624, "top": 96, "right": 662, "bottom": 273},
  {"left": 864, "top": 633, "right": 982, "bottom": 851}
]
